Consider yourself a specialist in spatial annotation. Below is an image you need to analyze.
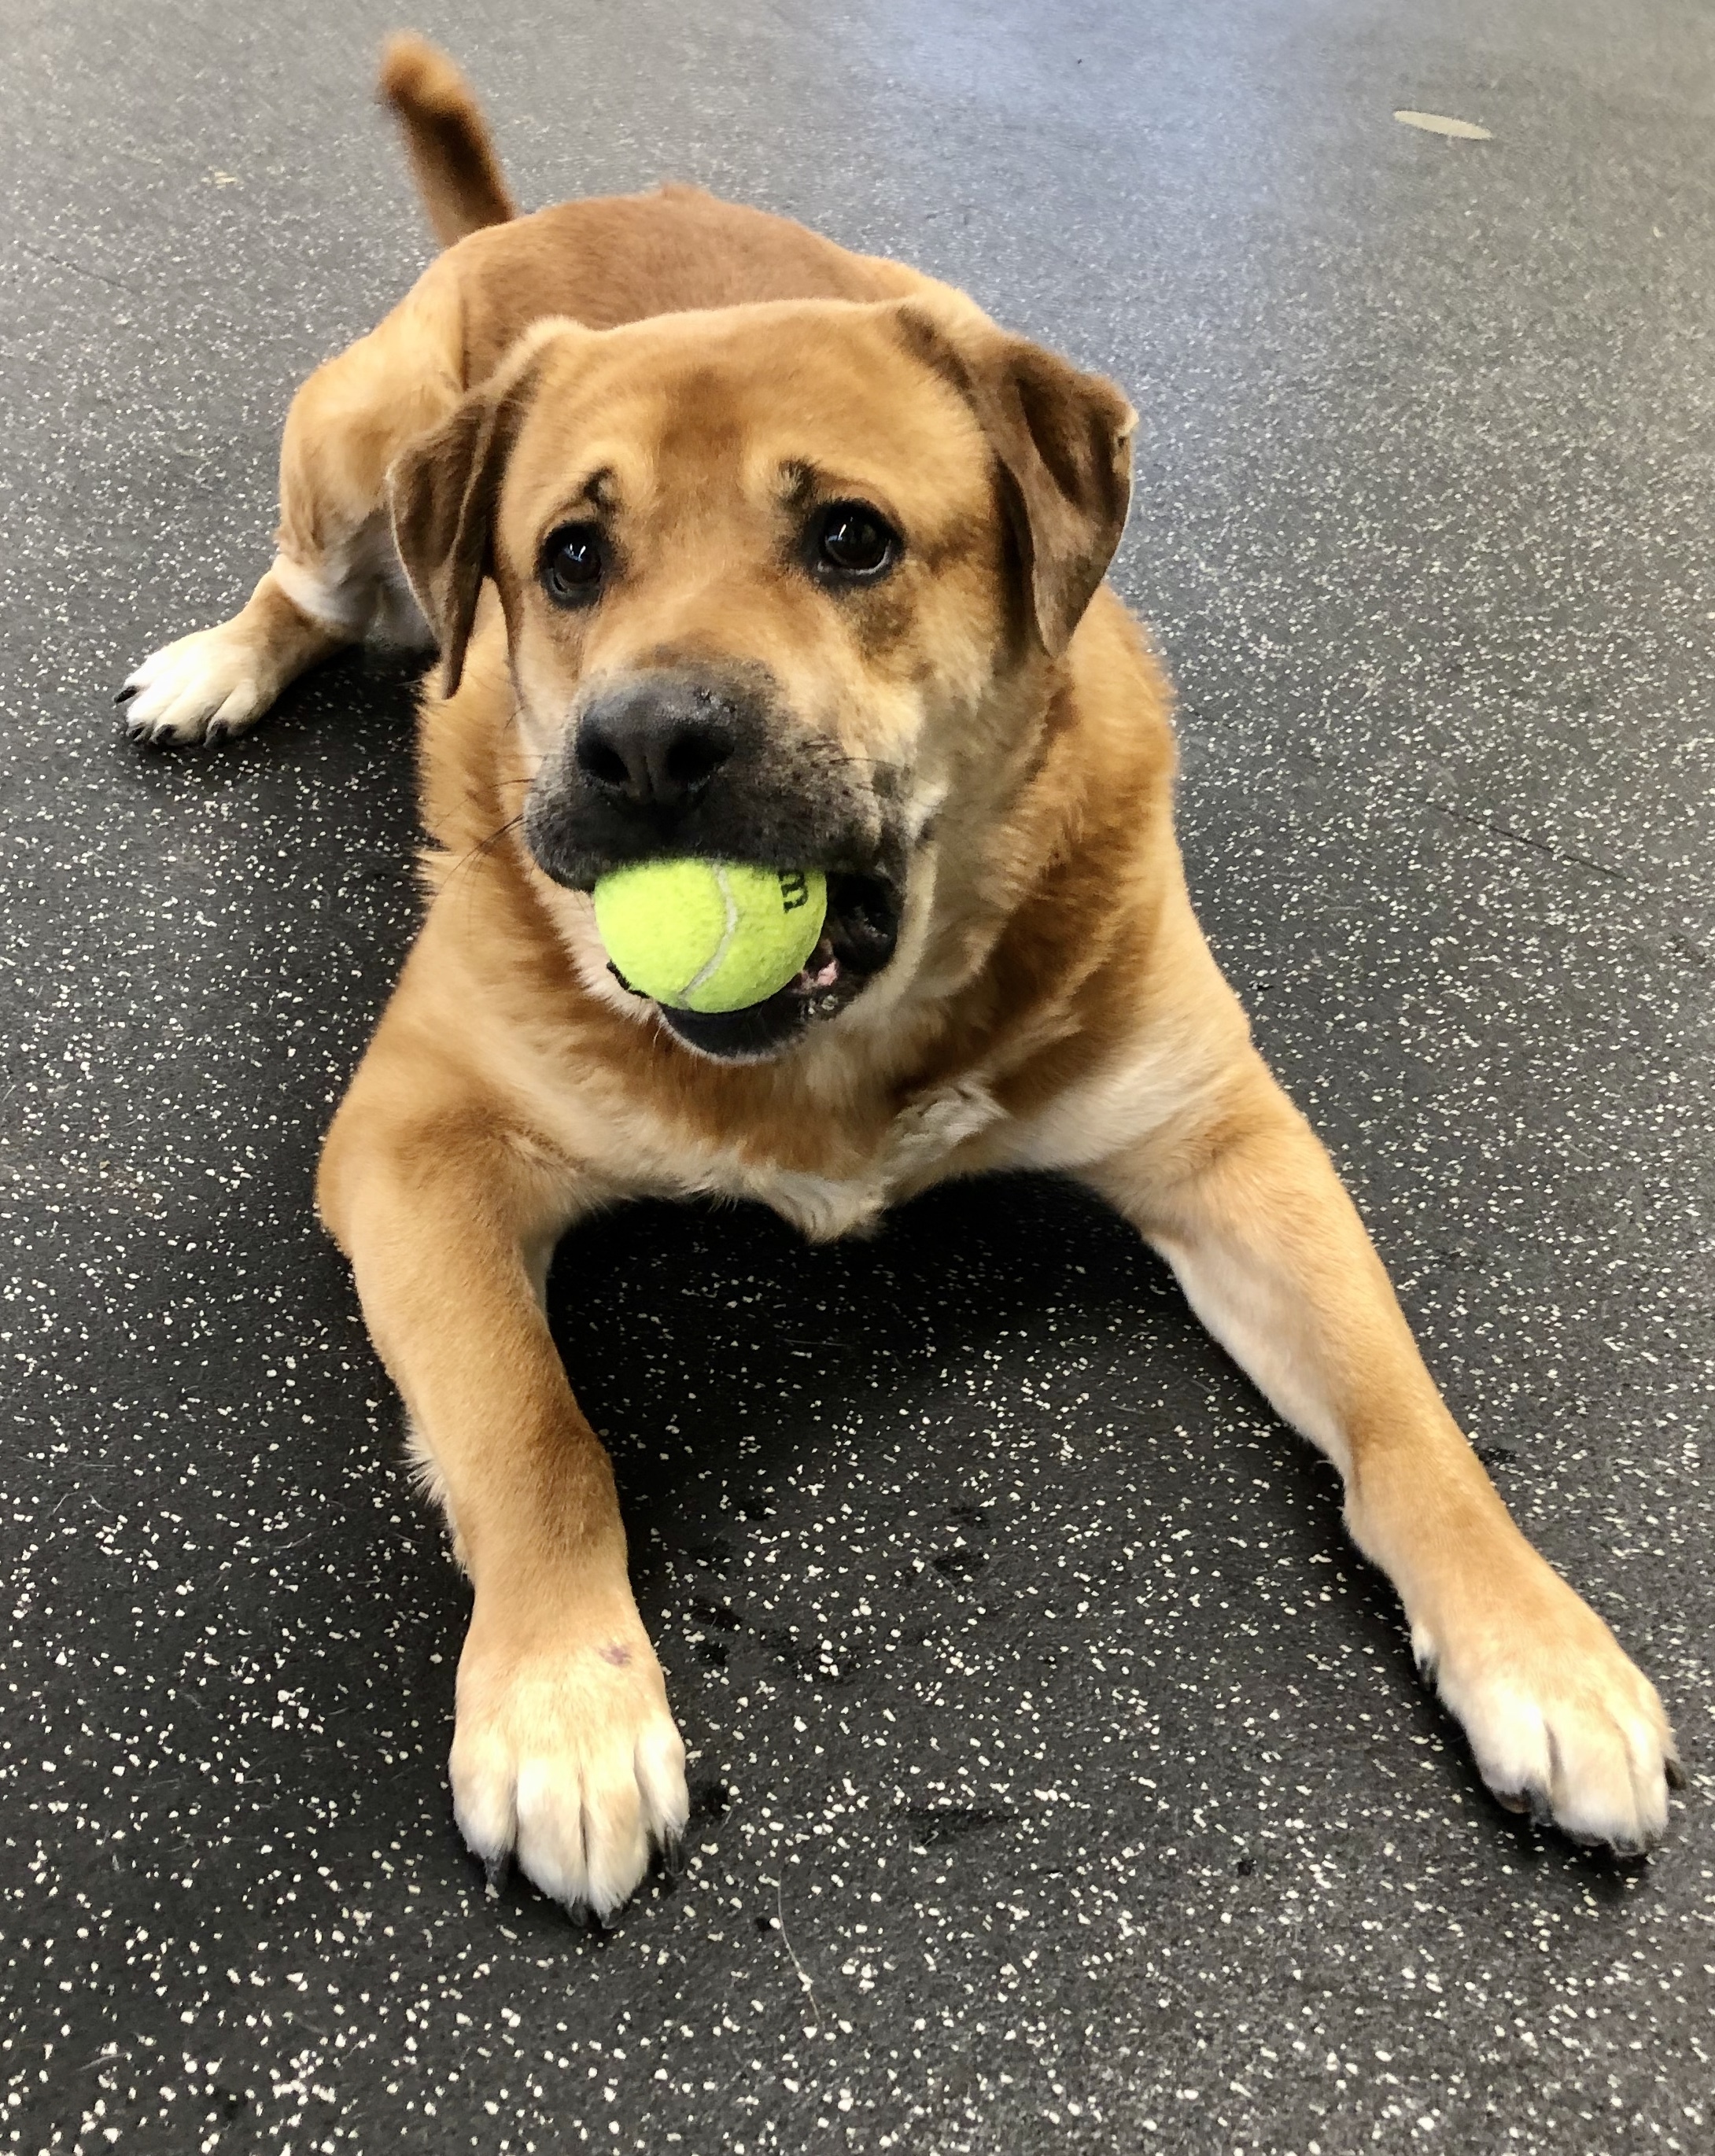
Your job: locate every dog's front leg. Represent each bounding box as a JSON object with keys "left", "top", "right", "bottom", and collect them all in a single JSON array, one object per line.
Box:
[
  {"left": 1083, "top": 1048, "right": 1681, "bottom": 1852},
  {"left": 318, "top": 1095, "right": 688, "bottom": 1918}
]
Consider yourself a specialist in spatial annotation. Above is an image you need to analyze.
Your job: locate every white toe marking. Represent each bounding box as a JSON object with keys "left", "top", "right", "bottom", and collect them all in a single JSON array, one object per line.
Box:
[
  {"left": 121, "top": 630, "right": 260, "bottom": 742},
  {"left": 636, "top": 1719, "right": 691, "bottom": 1841},
  {"left": 449, "top": 1728, "right": 517, "bottom": 1864},
  {"left": 450, "top": 1622, "right": 690, "bottom": 1918},
  {"left": 120, "top": 602, "right": 301, "bottom": 743},
  {"left": 1422, "top": 1597, "right": 1676, "bottom": 1851}
]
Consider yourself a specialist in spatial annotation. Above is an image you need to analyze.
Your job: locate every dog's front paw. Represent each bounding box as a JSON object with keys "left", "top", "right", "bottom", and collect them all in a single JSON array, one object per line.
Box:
[
  {"left": 450, "top": 1591, "right": 689, "bottom": 1919},
  {"left": 118, "top": 623, "right": 272, "bottom": 746},
  {"left": 1414, "top": 1565, "right": 1683, "bottom": 1854}
]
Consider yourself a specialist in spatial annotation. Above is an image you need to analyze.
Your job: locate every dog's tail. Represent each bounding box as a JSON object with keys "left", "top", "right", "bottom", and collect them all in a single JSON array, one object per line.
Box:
[{"left": 378, "top": 33, "right": 518, "bottom": 249}]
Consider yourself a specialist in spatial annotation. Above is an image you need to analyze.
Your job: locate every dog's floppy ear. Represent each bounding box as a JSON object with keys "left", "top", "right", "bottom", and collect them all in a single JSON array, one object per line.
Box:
[
  {"left": 894, "top": 298, "right": 1136, "bottom": 656},
  {"left": 386, "top": 336, "right": 555, "bottom": 695}
]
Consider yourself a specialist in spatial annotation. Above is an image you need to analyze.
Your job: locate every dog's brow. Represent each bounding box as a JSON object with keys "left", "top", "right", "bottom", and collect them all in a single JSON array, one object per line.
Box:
[
  {"left": 561, "top": 466, "right": 617, "bottom": 514},
  {"left": 777, "top": 459, "right": 818, "bottom": 510},
  {"left": 775, "top": 458, "right": 904, "bottom": 530}
]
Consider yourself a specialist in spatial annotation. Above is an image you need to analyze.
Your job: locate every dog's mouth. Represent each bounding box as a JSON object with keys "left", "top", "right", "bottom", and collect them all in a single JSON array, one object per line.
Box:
[{"left": 611, "top": 870, "right": 900, "bottom": 1061}]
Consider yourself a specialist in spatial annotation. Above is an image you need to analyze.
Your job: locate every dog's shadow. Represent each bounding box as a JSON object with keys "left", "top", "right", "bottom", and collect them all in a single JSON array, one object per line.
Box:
[
  {"left": 541, "top": 1175, "right": 1632, "bottom": 1909},
  {"left": 544, "top": 1170, "right": 1363, "bottom": 1717},
  {"left": 547, "top": 1168, "right": 1227, "bottom": 1552}
]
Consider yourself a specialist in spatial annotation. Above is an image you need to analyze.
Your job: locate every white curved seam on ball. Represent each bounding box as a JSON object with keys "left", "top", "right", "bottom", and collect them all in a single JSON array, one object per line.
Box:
[{"left": 680, "top": 868, "right": 741, "bottom": 1003}]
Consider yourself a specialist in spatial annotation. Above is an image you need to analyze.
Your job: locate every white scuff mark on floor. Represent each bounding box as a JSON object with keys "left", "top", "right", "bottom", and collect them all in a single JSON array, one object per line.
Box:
[
  {"left": 1394, "top": 110, "right": 1492, "bottom": 139},
  {"left": 765, "top": 1874, "right": 820, "bottom": 2035}
]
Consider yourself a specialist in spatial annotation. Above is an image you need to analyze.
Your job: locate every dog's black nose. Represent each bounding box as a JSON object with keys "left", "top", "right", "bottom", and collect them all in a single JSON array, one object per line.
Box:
[{"left": 574, "top": 679, "right": 736, "bottom": 816}]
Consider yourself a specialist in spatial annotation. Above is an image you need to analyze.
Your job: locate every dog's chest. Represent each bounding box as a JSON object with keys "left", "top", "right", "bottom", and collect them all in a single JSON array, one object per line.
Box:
[{"left": 705, "top": 1078, "right": 1007, "bottom": 1240}]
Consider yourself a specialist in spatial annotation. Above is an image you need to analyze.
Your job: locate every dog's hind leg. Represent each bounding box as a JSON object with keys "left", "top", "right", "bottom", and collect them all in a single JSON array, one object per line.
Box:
[{"left": 120, "top": 260, "right": 463, "bottom": 745}]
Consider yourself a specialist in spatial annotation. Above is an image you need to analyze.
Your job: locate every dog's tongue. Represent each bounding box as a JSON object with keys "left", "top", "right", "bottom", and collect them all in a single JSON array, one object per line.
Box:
[{"left": 793, "top": 935, "right": 841, "bottom": 994}]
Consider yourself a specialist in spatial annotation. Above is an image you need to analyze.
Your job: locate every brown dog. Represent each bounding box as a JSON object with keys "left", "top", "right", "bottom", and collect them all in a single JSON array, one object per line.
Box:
[{"left": 124, "top": 38, "right": 1680, "bottom": 1917}]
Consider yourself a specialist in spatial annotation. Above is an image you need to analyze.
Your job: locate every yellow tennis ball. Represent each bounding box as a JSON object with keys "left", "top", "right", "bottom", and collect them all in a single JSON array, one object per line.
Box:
[{"left": 592, "top": 860, "right": 828, "bottom": 1014}]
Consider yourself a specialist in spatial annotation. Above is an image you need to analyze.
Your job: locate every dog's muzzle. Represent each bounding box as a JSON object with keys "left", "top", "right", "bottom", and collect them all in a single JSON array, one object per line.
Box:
[{"left": 522, "top": 665, "right": 904, "bottom": 1060}]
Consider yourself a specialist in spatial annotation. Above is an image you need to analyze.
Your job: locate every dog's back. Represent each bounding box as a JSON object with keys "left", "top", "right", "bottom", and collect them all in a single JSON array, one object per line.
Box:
[{"left": 381, "top": 32, "right": 929, "bottom": 383}]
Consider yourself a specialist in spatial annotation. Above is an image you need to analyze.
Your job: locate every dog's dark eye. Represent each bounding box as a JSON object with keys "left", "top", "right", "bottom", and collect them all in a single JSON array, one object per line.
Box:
[
  {"left": 540, "top": 523, "right": 605, "bottom": 606},
  {"left": 811, "top": 501, "right": 899, "bottom": 582}
]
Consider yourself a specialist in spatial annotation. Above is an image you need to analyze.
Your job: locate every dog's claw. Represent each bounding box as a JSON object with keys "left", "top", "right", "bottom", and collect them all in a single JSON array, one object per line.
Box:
[
  {"left": 659, "top": 1830, "right": 685, "bottom": 1879},
  {"left": 115, "top": 684, "right": 139, "bottom": 705},
  {"left": 481, "top": 1851, "right": 511, "bottom": 1898},
  {"left": 1666, "top": 1754, "right": 1688, "bottom": 1792}
]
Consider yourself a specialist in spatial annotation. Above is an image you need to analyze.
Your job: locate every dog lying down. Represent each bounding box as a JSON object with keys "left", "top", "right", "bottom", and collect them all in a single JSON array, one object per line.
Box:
[{"left": 121, "top": 36, "right": 1680, "bottom": 1917}]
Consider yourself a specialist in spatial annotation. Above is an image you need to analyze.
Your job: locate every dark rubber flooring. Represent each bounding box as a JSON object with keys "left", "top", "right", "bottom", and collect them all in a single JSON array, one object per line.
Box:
[{"left": 2, "top": 2, "right": 1711, "bottom": 2149}]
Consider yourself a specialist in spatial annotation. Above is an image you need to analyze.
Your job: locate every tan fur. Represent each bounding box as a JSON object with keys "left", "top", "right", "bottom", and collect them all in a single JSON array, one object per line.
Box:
[
  {"left": 130, "top": 39, "right": 1680, "bottom": 1916},
  {"left": 379, "top": 34, "right": 518, "bottom": 247}
]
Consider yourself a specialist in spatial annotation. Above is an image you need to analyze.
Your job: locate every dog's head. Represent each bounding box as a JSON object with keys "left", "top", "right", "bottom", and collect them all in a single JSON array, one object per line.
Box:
[{"left": 388, "top": 293, "right": 1134, "bottom": 1060}]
